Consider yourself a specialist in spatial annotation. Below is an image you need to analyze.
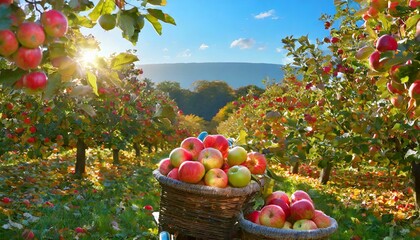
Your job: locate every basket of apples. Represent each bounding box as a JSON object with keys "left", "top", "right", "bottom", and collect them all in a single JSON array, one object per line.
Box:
[
  {"left": 238, "top": 190, "right": 338, "bottom": 240},
  {"left": 153, "top": 132, "right": 267, "bottom": 240}
]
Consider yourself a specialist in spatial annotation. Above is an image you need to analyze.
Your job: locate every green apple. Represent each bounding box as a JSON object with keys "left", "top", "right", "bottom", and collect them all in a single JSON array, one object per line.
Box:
[
  {"left": 227, "top": 146, "right": 247, "bottom": 166},
  {"left": 227, "top": 165, "right": 251, "bottom": 188}
]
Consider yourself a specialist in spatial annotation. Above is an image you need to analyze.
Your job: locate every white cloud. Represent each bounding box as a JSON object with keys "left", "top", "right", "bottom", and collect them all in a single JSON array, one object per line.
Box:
[
  {"left": 255, "top": 9, "right": 277, "bottom": 20},
  {"left": 162, "top": 48, "right": 169, "bottom": 52},
  {"left": 178, "top": 49, "right": 192, "bottom": 58},
  {"left": 257, "top": 45, "right": 266, "bottom": 51},
  {"left": 199, "top": 43, "right": 209, "bottom": 50},
  {"left": 230, "top": 38, "right": 255, "bottom": 49}
]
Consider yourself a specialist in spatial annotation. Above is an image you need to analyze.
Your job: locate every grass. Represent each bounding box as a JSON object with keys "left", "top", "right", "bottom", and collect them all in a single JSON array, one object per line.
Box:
[{"left": 1, "top": 149, "right": 419, "bottom": 239}]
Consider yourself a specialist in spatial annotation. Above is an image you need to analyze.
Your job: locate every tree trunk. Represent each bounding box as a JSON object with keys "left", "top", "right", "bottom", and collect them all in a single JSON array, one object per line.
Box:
[
  {"left": 319, "top": 161, "right": 333, "bottom": 185},
  {"left": 113, "top": 149, "right": 120, "bottom": 165},
  {"left": 291, "top": 161, "right": 300, "bottom": 174},
  {"left": 133, "top": 142, "right": 140, "bottom": 157},
  {"left": 412, "top": 161, "right": 420, "bottom": 212},
  {"left": 75, "top": 137, "right": 86, "bottom": 176}
]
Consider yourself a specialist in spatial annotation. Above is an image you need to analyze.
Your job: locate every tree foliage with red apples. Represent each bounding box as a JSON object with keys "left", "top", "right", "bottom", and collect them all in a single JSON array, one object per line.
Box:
[
  {"left": 219, "top": 0, "right": 419, "bottom": 210},
  {"left": 0, "top": 0, "right": 183, "bottom": 175}
]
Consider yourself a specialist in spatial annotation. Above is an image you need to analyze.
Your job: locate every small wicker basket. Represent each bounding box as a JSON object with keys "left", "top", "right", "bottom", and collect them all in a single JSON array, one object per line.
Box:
[
  {"left": 238, "top": 212, "right": 338, "bottom": 240},
  {"left": 153, "top": 170, "right": 262, "bottom": 240}
]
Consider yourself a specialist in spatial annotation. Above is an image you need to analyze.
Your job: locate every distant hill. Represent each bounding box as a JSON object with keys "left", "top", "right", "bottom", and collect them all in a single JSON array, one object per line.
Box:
[{"left": 138, "top": 62, "right": 284, "bottom": 89}]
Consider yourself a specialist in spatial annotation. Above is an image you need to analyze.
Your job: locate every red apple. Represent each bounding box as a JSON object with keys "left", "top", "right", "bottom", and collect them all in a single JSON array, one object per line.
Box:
[
  {"left": 167, "top": 168, "right": 179, "bottom": 180},
  {"left": 22, "top": 71, "right": 48, "bottom": 90},
  {"left": 41, "top": 10, "right": 68, "bottom": 38},
  {"left": 198, "top": 147, "right": 224, "bottom": 171},
  {"left": 409, "top": 0, "right": 420, "bottom": 8},
  {"left": 178, "top": 161, "right": 205, "bottom": 184},
  {"left": 180, "top": 137, "right": 205, "bottom": 160},
  {"left": 267, "top": 198, "right": 291, "bottom": 219},
  {"left": 204, "top": 168, "right": 228, "bottom": 188},
  {"left": 291, "top": 190, "right": 313, "bottom": 203},
  {"left": 0, "top": 29, "right": 19, "bottom": 56},
  {"left": 169, "top": 147, "right": 192, "bottom": 167},
  {"left": 290, "top": 199, "right": 315, "bottom": 221},
  {"left": 0, "top": 0, "right": 13, "bottom": 6},
  {"left": 376, "top": 34, "right": 398, "bottom": 52},
  {"left": 259, "top": 205, "right": 286, "bottom": 228},
  {"left": 312, "top": 210, "right": 331, "bottom": 228},
  {"left": 2, "top": 197, "right": 11, "bottom": 203},
  {"left": 203, "top": 134, "right": 230, "bottom": 158},
  {"left": 265, "top": 190, "right": 290, "bottom": 206},
  {"left": 227, "top": 146, "right": 248, "bottom": 166},
  {"left": 408, "top": 80, "right": 420, "bottom": 100},
  {"left": 16, "top": 22, "right": 45, "bottom": 48},
  {"left": 242, "top": 152, "right": 267, "bottom": 175},
  {"left": 387, "top": 81, "right": 404, "bottom": 94},
  {"left": 13, "top": 46, "right": 43, "bottom": 70},
  {"left": 158, "top": 158, "right": 173, "bottom": 175},
  {"left": 21, "top": 229, "right": 35, "bottom": 240},
  {"left": 246, "top": 210, "right": 261, "bottom": 224},
  {"left": 293, "top": 219, "right": 318, "bottom": 230},
  {"left": 369, "top": 50, "right": 387, "bottom": 72},
  {"left": 330, "top": 37, "right": 339, "bottom": 43},
  {"left": 227, "top": 165, "right": 251, "bottom": 188}
]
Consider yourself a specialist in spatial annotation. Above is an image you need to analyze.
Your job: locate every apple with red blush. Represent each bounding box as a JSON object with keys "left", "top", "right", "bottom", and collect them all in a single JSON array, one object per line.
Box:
[
  {"left": 178, "top": 161, "right": 205, "bottom": 184},
  {"left": 158, "top": 158, "right": 173, "bottom": 175},
  {"left": 169, "top": 147, "right": 192, "bottom": 168},
  {"left": 242, "top": 151, "right": 267, "bottom": 175},
  {"left": 203, "top": 134, "right": 230, "bottom": 158},
  {"left": 312, "top": 210, "right": 331, "bottom": 228},
  {"left": 204, "top": 168, "right": 228, "bottom": 188},
  {"left": 291, "top": 190, "right": 313, "bottom": 203},
  {"left": 198, "top": 147, "right": 224, "bottom": 171},
  {"left": 180, "top": 137, "right": 204, "bottom": 160}
]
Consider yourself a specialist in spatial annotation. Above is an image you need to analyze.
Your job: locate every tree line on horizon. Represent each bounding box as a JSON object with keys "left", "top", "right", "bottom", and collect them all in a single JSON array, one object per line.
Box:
[{"left": 151, "top": 79, "right": 265, "bottom": 122}]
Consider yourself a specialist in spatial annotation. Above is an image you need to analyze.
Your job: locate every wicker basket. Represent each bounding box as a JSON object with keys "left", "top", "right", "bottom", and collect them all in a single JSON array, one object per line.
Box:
[
  {"left": 238, "top": 212, "right": 338, "bottom": 240},
  {"left": 153, "top": 170, "right": 262, "bottom": 240}
]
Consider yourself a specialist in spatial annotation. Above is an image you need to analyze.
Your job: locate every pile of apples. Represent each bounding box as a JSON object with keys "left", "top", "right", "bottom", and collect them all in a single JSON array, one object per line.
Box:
[
  {"left": 0, "top": 1, "right": 68, "bottom": 91},
  {"left": 246, "top": 190, "right": 332, "bottom": 230},
  {"left": 158, "top": 132, "right": 267, "bottom": 188}
]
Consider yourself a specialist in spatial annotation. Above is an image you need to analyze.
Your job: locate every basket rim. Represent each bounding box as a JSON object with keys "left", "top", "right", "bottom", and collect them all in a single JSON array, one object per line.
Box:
[
  {"left": 153, "top": 169, "right": 262, "bottom": 197},
  {"left": 238, "top": 212, "right": 338, "bottom": 239}
]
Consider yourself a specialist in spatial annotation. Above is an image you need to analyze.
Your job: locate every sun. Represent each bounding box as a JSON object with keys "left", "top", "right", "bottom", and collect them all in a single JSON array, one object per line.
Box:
[{"left": 78, "top": 49, "right": 99, "bottom": 65}]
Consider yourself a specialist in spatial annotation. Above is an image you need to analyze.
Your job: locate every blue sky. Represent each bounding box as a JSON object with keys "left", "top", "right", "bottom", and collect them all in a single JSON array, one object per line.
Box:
[{"left": 85, "top": 1, "right": 337, "bottom": 65}]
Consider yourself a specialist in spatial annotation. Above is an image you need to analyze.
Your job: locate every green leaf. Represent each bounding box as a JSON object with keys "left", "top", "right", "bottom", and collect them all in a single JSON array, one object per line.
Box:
[
  {"left": 43, "top": 73, "right": 62, "bottom": 100},
  {"left": 78, "top": 104, "right": 96, "bottom": 117},
  {"left": 147, "top": 0, "right": 167, "bottom": 6},
  {"left": 110, "top": 53, "right": 139, "bottom": 70},
  {"left": 0, "top": 69, "right": 26, "bottom": 88},
  {"left": 236, "top": 129, "right": 248, "bottom": 145},
  {"left": 400, "top": 76, "right": 409, "bottom": 84},
  {"left": 266, "top": 168, "right": 283, "bottom": 182},
  {"left": 117, "top": 13, "right": 136, "bottom": 43},
  {"left": 377, "top": 13, "right": 391, "bottom": 32},
  {"left": 147, "top": 9, "right": 176, "bottom": 25},
  {"left": 88, "top": 0, "right": 116, "bottom": 22},
  {"left": 145, "top": 14, "right": 162, "bottom": 35},
  {"left": 406, "top": 14, "right": 420, "bottom": 31},
  {"left": 73, "top": 14, "right": 95, "bottom": 28},
  {"left": 86, "top": 71, "right": 99, "bottom": 96},
  {"left": 355, "top": 46, "right": 375, "bottom": 60},
  {"left": 334, "top": 0, "right": 345, "bottom": 6}
]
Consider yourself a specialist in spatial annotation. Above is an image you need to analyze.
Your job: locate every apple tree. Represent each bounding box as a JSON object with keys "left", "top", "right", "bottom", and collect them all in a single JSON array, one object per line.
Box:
[{"left": 0, "top": 0, "right": 177, "bottom": 175}]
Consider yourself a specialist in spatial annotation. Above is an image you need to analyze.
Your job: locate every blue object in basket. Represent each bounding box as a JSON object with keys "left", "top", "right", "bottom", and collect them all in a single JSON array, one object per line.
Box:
[
  {"left": 159, "top": 231, "right": 170, "bottom": 240},
  {"left": 197, "top": 131, "right": 208, "bottom": 141},
  {"left": 227, "top": 137, "right": 235, "bottom": 146}
]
